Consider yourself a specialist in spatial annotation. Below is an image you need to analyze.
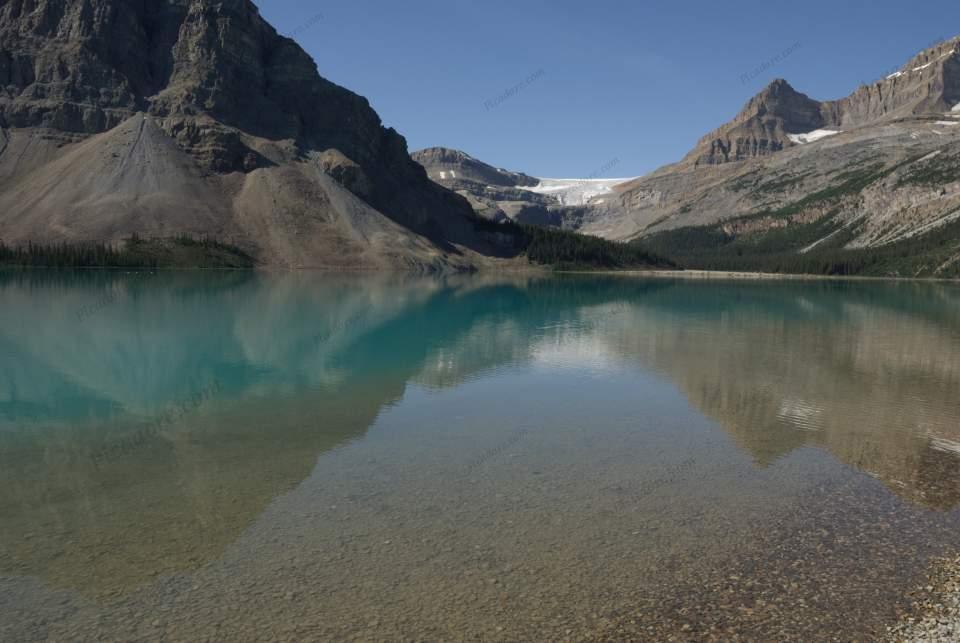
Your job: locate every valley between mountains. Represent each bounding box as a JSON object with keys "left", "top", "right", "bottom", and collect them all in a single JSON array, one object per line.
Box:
[{"left": 418, "top": 38, "right": 960, "bottom": 278}]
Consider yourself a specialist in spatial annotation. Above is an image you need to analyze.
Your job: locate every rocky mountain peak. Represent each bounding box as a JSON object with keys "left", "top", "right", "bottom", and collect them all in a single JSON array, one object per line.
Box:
[
  {"left": 758, "top": 78, "right": 794, "bottom": 96},
  {"left": 684, "top": 78, "right": 826, "bottom": 166},
  {"left": 826, "top": 36, "right": 960, "bottom": 127},
  {"left": 683, "top": 34, "right": 960, "bottom": 166},
  {"left": 739, "top": 79, "right": 824, "bottom": 128},
  {"left": 412, "top": 147, "right": 540, "bottom": 188}
]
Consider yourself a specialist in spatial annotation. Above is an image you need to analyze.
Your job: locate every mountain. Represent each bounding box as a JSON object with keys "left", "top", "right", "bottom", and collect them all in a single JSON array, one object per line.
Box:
[
  {"left": 411, "top": 147, "right": 550, "bottom": 224},
  {"left": 684, "top": 79, "right": 829, "bottom": 166},
  {"left": 0, "top": 0, "right": 526, "bottom": 271},
  {"left": 414, "top": 38, "right": 960, "bottom": 277},
  {"left": 412, "top": 147, "right": 540, "bottom": 190},
  {"left": 608, "top": 37, "right": 960, "bottom": 278},
  {"left": 411, "top": 146, "right": 635, "bottom": 229},
  {"left": 686, "top": 38, "right": 960, "bottom": 167}
]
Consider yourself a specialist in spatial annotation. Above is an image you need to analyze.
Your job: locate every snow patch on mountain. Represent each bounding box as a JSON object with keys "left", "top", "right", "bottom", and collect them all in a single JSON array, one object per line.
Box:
[
  {"left": 518, "top": 178, "right": 636, "bottom": 206},
  {"left": 787, "top": 129, "right": 841, "bottom": 145},
  {"left": 889, "top": 50, "right": 959, "bottom": 80}
]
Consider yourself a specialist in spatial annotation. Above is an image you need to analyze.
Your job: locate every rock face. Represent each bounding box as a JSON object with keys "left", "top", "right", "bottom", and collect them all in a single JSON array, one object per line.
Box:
[
  {"left": 604, "top": 118, "right": 960, "bottom": 273},
  {"left": 0, "top": 0, "right": 514, "bottom": 270},
  {"left": 411, "top": 146, "right": 633, "bottom": 231},
  {"left": 686, "top": 79, "right": 828, "bottom": 166},
  {"left": 555, "top": 35, "right": 960, "bottom": 276},
  {"left": 686, "top": 38, "right": 960, "bottom": 167},
  {"left": 827, "top": 37, "right": 960, "bottom": 128},
  {"left": 412, "top": 147, "right": 559, "bottom": 224},
  {"left": 413, "top": 147, "right": 539, "bottom": 189},
  {"left": 411, "top": 37, "right": 960, "bottom": 276}
]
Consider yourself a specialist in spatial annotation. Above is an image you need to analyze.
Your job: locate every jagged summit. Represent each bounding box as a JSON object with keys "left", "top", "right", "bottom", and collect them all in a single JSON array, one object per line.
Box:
[
  {"left": 830, "top": 36, "right": 960, "bottom": 127},
  {"left": 412, "top": 147, "right": 540, "bottom": 188},
  {"left": 685, "top": 35, "right": 960, "bottom": 166},
  {"left": 685, "top": 79, "right": 828, "bottom": 166},
  {"left": 879, "top": 36, "right": 960, "bottom": 88}
]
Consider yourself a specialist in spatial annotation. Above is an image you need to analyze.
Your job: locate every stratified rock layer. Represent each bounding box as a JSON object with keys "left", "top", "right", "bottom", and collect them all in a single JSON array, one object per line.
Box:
[{"left": 687, "top": 38, "right": 960, "bottom": 166}]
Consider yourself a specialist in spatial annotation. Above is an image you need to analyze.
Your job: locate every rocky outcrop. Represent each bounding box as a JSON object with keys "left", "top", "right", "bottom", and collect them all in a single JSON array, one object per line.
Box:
[
  {"left": 685, "top": 38, "right": 960, "bottom": 167},
  {"left": 412, "top": 146, "right": 559, "bottom": 224},
  {"left": 412, "top": 147, "right": 539, "bottom": 188},
  {"left": 686, "top": 79, "right": 828, "bottom": 166},
  {"left": 826, "top": 37, "right": 960, "bottom": 127},
  {"left": 412, "top": 146, "right": 633, "bottom": 234},
  {"left": 0, "top": 0, "right": 517, "bottom": 269}
]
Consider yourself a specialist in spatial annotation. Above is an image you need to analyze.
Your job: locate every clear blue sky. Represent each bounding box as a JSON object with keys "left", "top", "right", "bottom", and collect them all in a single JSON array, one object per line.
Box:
[{"left": 257, "top": 0, "right": 959, "bottom": 178}]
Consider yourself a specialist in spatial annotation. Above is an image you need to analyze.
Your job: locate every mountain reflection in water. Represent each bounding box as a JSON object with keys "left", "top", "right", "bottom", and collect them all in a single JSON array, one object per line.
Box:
[{"left": 1, "top": 272, "right": 958, "bottom": 639}]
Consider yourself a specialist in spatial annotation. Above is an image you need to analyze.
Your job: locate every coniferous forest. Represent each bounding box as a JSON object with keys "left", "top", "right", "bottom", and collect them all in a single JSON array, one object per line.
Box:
[
  {"left": 636, "top": 217, "right": 960, "bottom": 279},
  {"left": 0, "top": 236, "right": 255, "bottom": 270}
]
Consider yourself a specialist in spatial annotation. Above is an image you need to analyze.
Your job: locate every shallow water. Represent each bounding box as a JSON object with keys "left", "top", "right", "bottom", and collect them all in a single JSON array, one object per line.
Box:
[{"left": 1, "top": 271, "right": 959, "bottom": 641}]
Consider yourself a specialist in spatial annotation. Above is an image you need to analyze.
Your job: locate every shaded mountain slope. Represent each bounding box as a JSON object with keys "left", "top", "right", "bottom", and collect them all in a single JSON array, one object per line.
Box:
[{"left": 0, "top": 0, "right": 521, "bottom": 270}]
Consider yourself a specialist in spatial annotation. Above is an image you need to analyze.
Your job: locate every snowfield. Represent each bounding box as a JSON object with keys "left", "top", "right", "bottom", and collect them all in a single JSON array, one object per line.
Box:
[
  {"left": 517, "top": 178, "right": 636, "bottom": 206},
  {"left": 787, "top": 129, "right": 841, "bottom": 145}
]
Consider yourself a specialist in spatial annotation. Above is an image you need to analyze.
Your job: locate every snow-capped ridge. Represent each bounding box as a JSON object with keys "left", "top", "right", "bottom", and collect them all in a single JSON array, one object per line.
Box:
[
  {"left": 518, "top": 177, "right": 638, "bottom": 206},
  {"left": 787, "top": 129, "right": 841, "bottom": 145}
]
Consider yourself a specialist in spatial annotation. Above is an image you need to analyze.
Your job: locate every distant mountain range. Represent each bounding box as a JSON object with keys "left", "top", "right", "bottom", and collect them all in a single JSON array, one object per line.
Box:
[
  {"left": 1, "top": 1, "right": 958, "bottom": 275},
  {"left": 411, "top": 147, "right": 635, "bottom": 230},
  {"left": 417, "top": 37, "right": 960, "bottom": 277}
]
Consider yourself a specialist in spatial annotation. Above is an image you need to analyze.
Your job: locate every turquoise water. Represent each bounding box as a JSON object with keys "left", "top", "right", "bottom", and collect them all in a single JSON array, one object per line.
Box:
[{"left": 1, "top": 272, "right": 959, "bottom": 640}]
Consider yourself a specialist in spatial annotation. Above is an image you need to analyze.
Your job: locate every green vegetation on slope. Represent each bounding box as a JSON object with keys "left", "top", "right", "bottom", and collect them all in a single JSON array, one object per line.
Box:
[
  {"left": 519, "top": 224, "right": 676, "bottom": 270},
  {"left": 895, "top": 152, "right": 960, "bottom": 188},
  {"left": 637, "top": 214, "right": 960, "bottom": 279},
  {"left": 0, "top": 236, "right": 256, "bottom": 270},
  {"left": 635, "top": 156, "right": 960, "bottom": 279},
  {"left": 473, "top": 219, "right": 676, "bottom": 270},
  {"left": 2, "top": 225, "right": 674, "bottom": 273}
]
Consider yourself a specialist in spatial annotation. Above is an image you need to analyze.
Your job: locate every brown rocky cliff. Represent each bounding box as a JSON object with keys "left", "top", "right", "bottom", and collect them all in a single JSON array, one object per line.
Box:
[
  {"left": 685, "top": 79, "right": 827, "bottom": 166},
  {"left": 0, "top": 0, "right": 498, "bottom": 265},
  {"left": 684, "top": 37, "right": 960, "bottom": 167},
  {"left": 824, "top": 37, "right": 960, "bottom": 127},
  {"left": 412, "top": 147, "right": 540, "bottom": 188}
]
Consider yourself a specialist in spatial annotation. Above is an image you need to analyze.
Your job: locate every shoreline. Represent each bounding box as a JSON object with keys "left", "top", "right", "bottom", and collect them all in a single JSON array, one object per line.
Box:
[
  {"left": 4, "top": 264, "right": 960, "bottom": 284},
  {"left": 562, "top": 268, "right": 960, "bottom": 284}
]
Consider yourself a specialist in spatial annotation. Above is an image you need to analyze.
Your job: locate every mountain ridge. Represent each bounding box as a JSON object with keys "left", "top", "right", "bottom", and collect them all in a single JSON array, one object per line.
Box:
[
  {"left": 685, "top": 37, "right": 960, "bottom": 167},
  {"left": 0, "top": 0, "right": 528, "bottom": 271},
  {"left": 412, "top": 35, "right": 960, "bottom": 277}
]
